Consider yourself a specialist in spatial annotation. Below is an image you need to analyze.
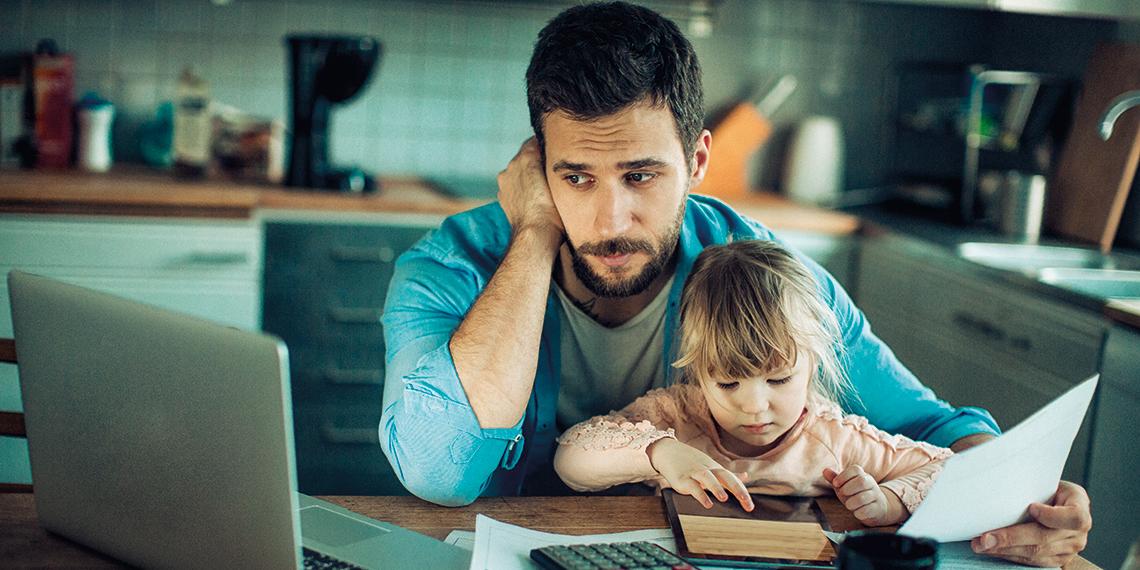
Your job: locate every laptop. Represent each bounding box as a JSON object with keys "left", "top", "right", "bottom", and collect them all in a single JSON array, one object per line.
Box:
[{"left": 8, "top": 270, "right": 470, "bottom": 569}]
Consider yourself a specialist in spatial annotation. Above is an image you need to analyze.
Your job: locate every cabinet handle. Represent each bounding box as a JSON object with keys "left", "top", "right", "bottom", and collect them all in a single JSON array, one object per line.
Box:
[
  {"left": 329, "top": 245, "right": 395, "bottom": 264},
  {"left": 951, "top": 311, "right": 1006, "bottom": 342},
  {"left": 183, "top": 251, "right": 249, "bottom": 265},
  {"left": 323, "top": 367, "right": 383, "bottom": 385},
  {"left": 320, "top": 423, "right": 379, "bottom": 445},
  {"left": 328, "top": 307, "right": 383, "bottom": 324}
]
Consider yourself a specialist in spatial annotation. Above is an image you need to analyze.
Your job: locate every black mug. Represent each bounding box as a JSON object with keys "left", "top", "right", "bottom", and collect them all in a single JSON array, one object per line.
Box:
[{"left": 837, "top": 531, "right": 939, "bottom": 570}]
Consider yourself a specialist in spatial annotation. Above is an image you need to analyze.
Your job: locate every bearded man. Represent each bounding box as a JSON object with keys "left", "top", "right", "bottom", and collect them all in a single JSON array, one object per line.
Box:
[{"left": 378, "top": 3, "right": 1090, "bottom": 567}]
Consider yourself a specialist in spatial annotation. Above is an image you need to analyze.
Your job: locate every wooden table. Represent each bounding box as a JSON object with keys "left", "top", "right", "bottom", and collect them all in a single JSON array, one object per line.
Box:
[{"left": 0, "top": 493, "right": 1099, "bottom": 568}]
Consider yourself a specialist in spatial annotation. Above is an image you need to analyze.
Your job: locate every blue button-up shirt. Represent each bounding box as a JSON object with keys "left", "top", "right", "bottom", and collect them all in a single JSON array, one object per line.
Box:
[{"left": 380, "top": 195, "right": 999, "bottom": 506}]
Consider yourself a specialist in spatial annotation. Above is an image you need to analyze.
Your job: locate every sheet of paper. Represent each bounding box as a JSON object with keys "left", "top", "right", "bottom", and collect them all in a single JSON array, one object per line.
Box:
[
  {"left": 445, "top": 530, "right": 476, "bottom": 551},
  {"left": 898, "top": 375, "right": 1098, "bottom": 542},
  {"left": 468, "top": 514, "right": 676, "bottom": 570},
  {"left": 824, "top": 532, "right": 1057, "bottom": 570}
]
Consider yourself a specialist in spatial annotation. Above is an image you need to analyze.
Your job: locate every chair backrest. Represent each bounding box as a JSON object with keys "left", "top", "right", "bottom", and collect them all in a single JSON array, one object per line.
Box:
[{"left": 0, "top": 338, "right": 30, "bottom": 492}]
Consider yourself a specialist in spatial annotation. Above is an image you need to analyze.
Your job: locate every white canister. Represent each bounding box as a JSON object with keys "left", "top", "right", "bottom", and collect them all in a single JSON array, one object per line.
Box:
[
  {"left": 782, "top": 116, "right": 845, "bottom": 206},
  {"left": 77, "top": 93, "right": 114, "bottom": 172}
]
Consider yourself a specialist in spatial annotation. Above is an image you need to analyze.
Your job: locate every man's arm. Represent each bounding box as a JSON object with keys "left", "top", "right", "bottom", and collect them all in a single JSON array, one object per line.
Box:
[
  {"left": 767, "top": 231, "right": 1002, "bottom": 447},
  {"left": 450, "top": 225, "right": 560, "bottom": 428},
  {"left": 450, "top": 138, "right": 563, "bottom": 428},
  {"left": 379, "top": 139, "right": 563, "bottom": 506},
  {"left": 764, "top": 229, "right": 1088, "bottom": 567}
]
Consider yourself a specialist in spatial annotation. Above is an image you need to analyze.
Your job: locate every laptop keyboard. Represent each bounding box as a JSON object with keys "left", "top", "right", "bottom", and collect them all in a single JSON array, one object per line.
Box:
[{"left": 303, "top": 547, "right": 367, "bottom": 570}]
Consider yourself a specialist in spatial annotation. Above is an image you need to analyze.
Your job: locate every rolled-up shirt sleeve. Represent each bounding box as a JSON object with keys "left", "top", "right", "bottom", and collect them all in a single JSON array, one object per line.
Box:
[{"left": 379, "top": 241, "right": 521, "bottom": 507}]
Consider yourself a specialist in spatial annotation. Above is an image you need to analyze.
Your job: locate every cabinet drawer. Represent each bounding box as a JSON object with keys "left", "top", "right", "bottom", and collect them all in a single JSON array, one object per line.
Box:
[
  {"left": 859, "top": 239, "right": 1103, "bottom": 383},
  {"left": 264, "top": 220, "right": 435, "bottom": 495},
  {"left": 0, "top": 216, "right": 261, "bottom": 276},
  {"left": 263, "top": 222, "right": 430, "bottom": 339},
  {"left": 265, "top": 222, "right": 427, "bottom": 288},
  {"left": 292, "top": 405, "right": 405, "bottom": 495},
  {"left": 288, "top": 343, "right": 386, "bottom": 399},
  {"left": 911, "top": 265, "right": 1103, "bottom": 382}
]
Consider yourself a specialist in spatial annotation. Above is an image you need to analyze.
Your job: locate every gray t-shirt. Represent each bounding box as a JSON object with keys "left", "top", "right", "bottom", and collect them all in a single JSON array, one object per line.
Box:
[{"left": 553, "top": 275, "right": 675, "bottom": 430}]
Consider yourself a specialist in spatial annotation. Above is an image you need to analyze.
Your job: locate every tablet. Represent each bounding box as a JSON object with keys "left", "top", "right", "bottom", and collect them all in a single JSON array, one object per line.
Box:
[{"left": 662, "top": 488, "right": 837, "bottom": 568}]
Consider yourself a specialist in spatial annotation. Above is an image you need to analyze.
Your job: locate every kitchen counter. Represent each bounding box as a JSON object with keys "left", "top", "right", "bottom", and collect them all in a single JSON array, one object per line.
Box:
[
  {"left": 846, "top": 200, "right": 1140, "bottom": 331},
  {"left": 1105, "top": 300, "right": 1140, "bottom": 330},
  {"left": 0, "top": 168, "right": 487, "bottom": 219},
  {"left": 0, "top": 168, "right": 860, "bottom": 235}
]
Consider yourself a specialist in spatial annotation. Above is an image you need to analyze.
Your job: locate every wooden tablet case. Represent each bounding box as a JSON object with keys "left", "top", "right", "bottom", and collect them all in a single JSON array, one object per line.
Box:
[{"left": 663, "top": 489, "right": 837, "bottom": 568}]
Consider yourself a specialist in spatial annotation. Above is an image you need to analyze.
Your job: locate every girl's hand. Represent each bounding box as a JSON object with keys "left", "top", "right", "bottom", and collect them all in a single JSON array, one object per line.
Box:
[
  {"left": 647, "top": 438, "right": 754, "bottom": 511},
  {"left": 823, "top": 466, "right": 902, "bottom": 527}
]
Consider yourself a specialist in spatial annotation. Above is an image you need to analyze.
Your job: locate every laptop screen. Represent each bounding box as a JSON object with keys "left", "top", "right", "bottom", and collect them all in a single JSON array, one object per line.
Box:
[{"left": 9, "top": 271, "right": 302, "bottom": 568}]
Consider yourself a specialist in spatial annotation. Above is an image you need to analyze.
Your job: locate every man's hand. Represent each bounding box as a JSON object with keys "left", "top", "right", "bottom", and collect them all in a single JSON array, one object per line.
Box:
[
  {"left": 647, "top": 438, "right": 754, "bottom": 511},
  {"left": 497, "top": 138, "right": 563, "bottom": 246},
  {"left": 950, "top": 432, "right": 996, "bottom": 452},
  {"left": 823, "top": 466, "right": 904, "bottom": 527},
  {"left": 971, "top": 481, "right": 1092, "bottom": 567}
]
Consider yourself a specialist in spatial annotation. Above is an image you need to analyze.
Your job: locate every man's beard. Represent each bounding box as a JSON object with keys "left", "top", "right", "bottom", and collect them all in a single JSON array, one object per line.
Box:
[{"left": 566, "top": 203, "right": 686, "bottom": 298}]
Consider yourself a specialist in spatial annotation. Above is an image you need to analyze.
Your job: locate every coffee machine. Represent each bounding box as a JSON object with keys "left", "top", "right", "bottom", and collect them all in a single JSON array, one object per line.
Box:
[{"left": 285, "top": 35, "right": 380, "bottom": 192}]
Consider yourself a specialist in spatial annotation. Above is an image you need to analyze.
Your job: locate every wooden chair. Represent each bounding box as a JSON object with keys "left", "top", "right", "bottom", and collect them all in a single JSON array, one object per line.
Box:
[{"left": 0, "top": 338, "right": 30, "bottom": 493}]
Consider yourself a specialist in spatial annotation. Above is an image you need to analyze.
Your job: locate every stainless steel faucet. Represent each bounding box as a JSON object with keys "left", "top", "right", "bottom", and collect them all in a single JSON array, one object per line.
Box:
[{"left": 1099, "top": 90, "right": 1140, "bottom": 140}]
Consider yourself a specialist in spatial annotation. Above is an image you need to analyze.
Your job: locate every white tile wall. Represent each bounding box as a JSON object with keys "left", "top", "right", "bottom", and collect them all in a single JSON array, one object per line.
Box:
[{"left": 0, "top": 0, "right": 1120, "bottom": 188}]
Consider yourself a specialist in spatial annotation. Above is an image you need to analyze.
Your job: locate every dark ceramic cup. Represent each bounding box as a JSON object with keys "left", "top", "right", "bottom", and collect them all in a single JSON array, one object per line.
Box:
[{"left": 836, "top": 531, "right": 939, "bottom": 570}]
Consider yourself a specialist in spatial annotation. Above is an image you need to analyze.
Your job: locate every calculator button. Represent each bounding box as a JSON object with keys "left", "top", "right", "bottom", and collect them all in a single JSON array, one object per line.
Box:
[{"left": 530, "top": 540, "right": 692, "bottom": 570}]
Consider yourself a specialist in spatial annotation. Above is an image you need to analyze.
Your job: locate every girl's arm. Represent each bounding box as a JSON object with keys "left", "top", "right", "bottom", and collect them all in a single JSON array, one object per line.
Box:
[
  {"left": 553, "top": 386, "right": 690, "bottom": 492},
  {"left": 819, "top": 409, "right": 954, "bottom": 525}
]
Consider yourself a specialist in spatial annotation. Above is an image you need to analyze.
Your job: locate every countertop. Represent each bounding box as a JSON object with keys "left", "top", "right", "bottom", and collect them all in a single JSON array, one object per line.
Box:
[
  {"left": 0, "top": 168, "right": 860, "bottom": 235},
  {"left": 846, "top": 200, "right": 1140, "bottom": 331},
  {"left": 0, "top": 168, "right": 487, "bottom": 219}
]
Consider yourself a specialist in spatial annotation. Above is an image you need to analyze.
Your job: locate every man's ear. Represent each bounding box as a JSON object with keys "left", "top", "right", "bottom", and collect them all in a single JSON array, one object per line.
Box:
[{"left": 689, "top": 129, "right": 712, "bottom": 187}]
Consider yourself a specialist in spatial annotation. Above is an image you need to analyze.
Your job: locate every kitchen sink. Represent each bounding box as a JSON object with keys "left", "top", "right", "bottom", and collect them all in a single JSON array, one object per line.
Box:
[
  {"left": 956, "top": 242, "right": 1115, "bottom": 271},
  {"left": 1037, "top": 268, "right": 1140, "bottom": 299}
]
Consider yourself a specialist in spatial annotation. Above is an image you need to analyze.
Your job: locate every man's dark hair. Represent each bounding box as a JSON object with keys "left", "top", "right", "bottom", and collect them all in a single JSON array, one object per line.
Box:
[{"left": 526, "top": 1, "right": 704, "bottom": 160}]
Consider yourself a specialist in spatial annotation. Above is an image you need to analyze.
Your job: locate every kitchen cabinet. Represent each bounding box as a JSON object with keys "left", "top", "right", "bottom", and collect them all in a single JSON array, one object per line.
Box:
[
  {"left": 856, "top": 234, "right": 1105, "bottom": 486},
  {"left": 0, "top": 214, "right": 263, "bottom": 485},
  {"left": 864, "top": 0, "right": 1140, "bottom": 19},
  {"left": 1084, "top": 324, "right": 1140, "bottom": 570},
  {"left": 261, "top": 213, "right": 440, "bottom": 496}
]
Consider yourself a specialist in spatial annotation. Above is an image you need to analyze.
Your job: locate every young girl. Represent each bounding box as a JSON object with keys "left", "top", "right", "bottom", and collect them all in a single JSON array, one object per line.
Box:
[{"left": 553, "top": 239, "right": 952, "bottom": 527}]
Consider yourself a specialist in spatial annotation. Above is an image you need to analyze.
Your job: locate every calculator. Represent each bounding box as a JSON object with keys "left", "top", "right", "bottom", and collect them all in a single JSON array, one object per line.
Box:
[{"left": 530, "top": 541, "right": 695, "bottom": 569}]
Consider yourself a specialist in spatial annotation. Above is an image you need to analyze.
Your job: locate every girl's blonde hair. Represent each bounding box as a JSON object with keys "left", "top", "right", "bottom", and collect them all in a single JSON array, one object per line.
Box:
[{"left": 672, "top": 239, "right": 852, "bottom": 406}]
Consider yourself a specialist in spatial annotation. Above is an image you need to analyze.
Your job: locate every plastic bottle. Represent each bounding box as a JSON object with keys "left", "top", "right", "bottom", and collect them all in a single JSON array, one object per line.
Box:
[
  {"left": 172, "top": 68, "right": 210, "bottom": 179},
  {"left": 76, "top": 92, "right": 114, "bottom": 172}
]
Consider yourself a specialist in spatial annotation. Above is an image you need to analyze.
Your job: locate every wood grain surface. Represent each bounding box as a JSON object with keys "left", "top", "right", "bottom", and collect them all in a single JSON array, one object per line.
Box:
[
  {"left": 0, "top": 494, "right": 1101, "bottom": 568},
  {"left": 678, "top": 514, "right": 836, "bottom": 560},
  {"left": 1046, "top": 43, "right": 1140, "bottom": 252},
  {"left": 0, "top": 168, "right": 861, "bottom": 234}
]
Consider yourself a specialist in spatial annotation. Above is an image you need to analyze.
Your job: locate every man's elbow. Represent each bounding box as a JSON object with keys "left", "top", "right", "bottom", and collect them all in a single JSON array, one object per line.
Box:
[
  {"left": 399, "top": 470, "right": 482, "bottom": 507},
  {"left": 382, "top": 447, "right": 484, "bottom": 507},
  {"left": 380, "top": 422, "right": 487, "bottom": 507}
]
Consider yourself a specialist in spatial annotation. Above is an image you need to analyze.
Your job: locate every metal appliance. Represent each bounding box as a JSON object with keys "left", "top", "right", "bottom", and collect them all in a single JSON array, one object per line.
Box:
[
  {"left": 285, "top": 35, "right": 380, "bottom": 193},
  {"left": 888, "top": 63, "right": 1073, "bottom": 224}
]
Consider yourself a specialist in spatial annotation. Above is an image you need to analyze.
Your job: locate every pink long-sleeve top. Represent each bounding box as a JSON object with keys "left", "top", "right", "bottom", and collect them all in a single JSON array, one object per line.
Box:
[{"left": 553, "top": 384, "right": 953, "bottom": 513}]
